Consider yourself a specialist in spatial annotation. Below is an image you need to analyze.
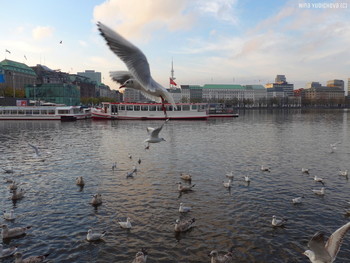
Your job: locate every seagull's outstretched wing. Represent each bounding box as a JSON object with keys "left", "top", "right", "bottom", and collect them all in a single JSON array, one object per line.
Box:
[
  {"left": 97, "top": 22, "right": 154, "bottom": 93},
  {"left": 308, "top": 232, "right": 332, "bottom": 262},
  {"left": 325, "top": 221, "right": 350, "bottom": 260},
  {"left": 28, "top": 143, "right": 40, "bottom": 156},
  {"left": 150, "top": 119, "right": 169, "bottom": 139}
]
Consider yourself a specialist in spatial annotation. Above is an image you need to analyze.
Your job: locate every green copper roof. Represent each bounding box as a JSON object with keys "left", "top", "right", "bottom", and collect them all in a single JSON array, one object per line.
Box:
[
  {"left": 203, "top": 84, "right": 244, "bottom": 89},
  {"left": 0, "top": 59, "right": 36, "bottom": 76}
]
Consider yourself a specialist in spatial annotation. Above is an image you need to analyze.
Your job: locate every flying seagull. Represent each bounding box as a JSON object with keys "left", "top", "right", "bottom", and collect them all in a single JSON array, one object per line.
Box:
[
  {"left": 97, "top": 22, "right": 176, "bottom": 117},
  {"left": 303, "top": 221, "right": 350, "bottom": 263},
  {"left": 144, "top": 119, "right": 169, "bottom": 149}
]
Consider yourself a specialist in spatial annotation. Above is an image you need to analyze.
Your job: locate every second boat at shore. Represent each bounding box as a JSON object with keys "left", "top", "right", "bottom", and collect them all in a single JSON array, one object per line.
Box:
[{"left": 91, "top": 102, "right": 238, "bottom": 120}]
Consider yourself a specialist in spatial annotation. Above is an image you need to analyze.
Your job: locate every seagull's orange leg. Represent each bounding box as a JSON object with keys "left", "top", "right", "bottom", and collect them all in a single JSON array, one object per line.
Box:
[{"left": 160, "top": 96, "right": 167, "bottom": 118}]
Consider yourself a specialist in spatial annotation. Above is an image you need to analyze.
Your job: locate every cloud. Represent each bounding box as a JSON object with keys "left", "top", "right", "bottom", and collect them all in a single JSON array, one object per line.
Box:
[
  {"left": 196, "top": 0, "right": 239, "bottom": 25},
  {"left": 93, "top": 0, "right": 195, "bottom": 41},
  {"left": 32, "top": 26, "right": 54, "bottom": 40}
]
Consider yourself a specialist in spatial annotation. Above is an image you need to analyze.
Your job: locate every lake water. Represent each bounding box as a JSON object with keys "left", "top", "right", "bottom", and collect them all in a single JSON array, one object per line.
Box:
[{"left": 1, "top": 109, "right": 349, "bottom": 263}]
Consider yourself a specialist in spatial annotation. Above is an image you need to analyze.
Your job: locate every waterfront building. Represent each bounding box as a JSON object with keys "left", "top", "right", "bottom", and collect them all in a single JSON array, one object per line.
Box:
[
  {"left": 70, "top": 74, "right": 96, "bottom": 98},
  {"left": 348, "top": 78, "right": 350, "bottom": 96},
  {"left": 327, "top": 79, "right": 345, "bottom": 94},
  {"left": 305, "top": 82, "right": 322, "bottom": 89},
  {"left": 77, "top": 70, "right": 102, "bottom": 85},
  {"left": 179, "top": 84, "right": 267, "bottom": 106},
  {"left": 26, "top": 65, "right": 80, "bottom": 106},
  {"left": 0, "top": 59, "right": 37, "bottom": 98},
  {"left": 168, "top": 88, "right": 182, "bottom": 103},
  {"left": 265, "top": 75, "right": 294, "bottom": 97},
  {"left": 302, "top": 85, "right": 345, "bottom": 105}
]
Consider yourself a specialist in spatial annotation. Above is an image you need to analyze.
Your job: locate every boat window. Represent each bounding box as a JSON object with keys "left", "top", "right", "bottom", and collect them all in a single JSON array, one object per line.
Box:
[
  {"left": 17, "top": 110, "right": 24, "bottom": 115},
  {"left": 11, "top": 110, "right": 17, "bottom": 115},
  {"left": 174, "top": 106, "right": 181, "bottom": 111},
  {"left": 119, "top": 105, "right": 125, "bottom": 110},
  {"left": 58, "top": 110, "right": 69, "bottom": 114},
  {"left": 191, "top": 105, "right": 197, "bottom": 110},
  {"left": 182, "top": 105, "right": 190, "bottom": 111},
  {"left": 156, "top": 106, "right": 162, "bottom": 111},
  {"left": 48, "top": 110, "right": 55, "bottom": 115},
  {"left": 41, "top": 110, "right": 47, "bottom": 115},
  {"left": 149, "top": 105, "right": 156, "bottom": 111},
  {"left": 141, "top": 105, "right": 148, "bottom": 111},
  {"left": 134, "top": 105, "right": 140, "bottom": 111},
  {"left": 33, "top": 110, "right": 40, "bottom": 115},
  {"left": 25, "top": 110, "right": 32, "bottom": 115},
  {"left": 126, "top": 105, "right": 133, "bottom": 111},
  {"left": 166, "top": 105, "right": 173, "bottom": 111}
]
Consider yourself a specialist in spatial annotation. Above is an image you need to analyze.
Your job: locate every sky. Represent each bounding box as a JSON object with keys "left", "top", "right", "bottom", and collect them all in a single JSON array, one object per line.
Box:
[{"left": 1, "top": 0, "right": 350, "bottom": 91}]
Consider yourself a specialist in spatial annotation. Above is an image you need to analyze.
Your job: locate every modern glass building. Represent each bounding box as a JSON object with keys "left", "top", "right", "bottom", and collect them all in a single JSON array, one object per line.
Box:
[{"left": 25, "top": 83, "right": 80, "bottom": 106}]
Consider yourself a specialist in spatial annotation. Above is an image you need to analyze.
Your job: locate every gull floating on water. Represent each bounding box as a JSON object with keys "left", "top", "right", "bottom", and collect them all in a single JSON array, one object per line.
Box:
[
  {"left": 86, "top": 229, "right": 106, "bottom": 241},
  {"left": 261, "top": 165, "right": 270, "bottom": 172},
  {"left": 132, "top": 248, "right": 148, "bottom": 263},
  {"left": 244, "top": 175, "right": 250, "bottom": 183},
  {"left": 312, "top": 187, "right": 325, "bottom": 196},
  {"left": 314, "top": 175, "right": 325, "bottom": 185},
  {"left": 303, "top": 221, "right": 350, "bottom": 263},
  {"left": 128, "top": 153, "right": 132, "bottom": 159},
  {"left": 179, "top": 203, "right": 192, "bottom": 213},
  {"left": 223, "top": 179, "right": 232, "bottom": 188},
  {"left": 177, "top": 182, "right": 195, "bottom": 192},
  {"left": 271, "top": 215, "right": 287, "bottom": 227},
  {"left": 3, "top": 209, "right": 16, "bottom": 220},
  {"left": 91, "top": 193, "right": 102, "bottom": 205},
  {"left": 118, "top": 217, "right": 132, "bottom": 229},
  {"left": 11, "top": 189, "right": 25, "bottom": 201},
  {"left": 1, "top": 224, "right": 31, "bottom": 239},
  {"left": 226, "top": 171, "right": 234, "bottom": 179},
  {"left": 180, "top": 173, "right": 192, "bottom": 182},
  {"left": 14, "top": 252, "right": 49, "bottom": 263},
  {"left": 97, "top": 22, "right": 176, "bottom": 116},
  {"left": 292, "top": 196, "right": 304, "bottom": 204},
  {"left": 329, "top": 142, "right": 340, "bottom": 153},
  {"left": 174, "top": 218, "right": 195, "bottom": 232},
  {"left": 76, "top": 176, "right": 85, "bottom": 186},
  {"left": 209, "top": 249, "right": 234, "bottom": 263},
  {"left": 0, "top": 244, "right": 18, "bottom": 259},
  {"left": 302, "top": 168, "right": 310, "bottom": 174},
  {"left": 144, "top": 119, "right": 169, "bottom": 149},
  {"left": 338, "top": 169, "right": 348, "bottom": 177}
]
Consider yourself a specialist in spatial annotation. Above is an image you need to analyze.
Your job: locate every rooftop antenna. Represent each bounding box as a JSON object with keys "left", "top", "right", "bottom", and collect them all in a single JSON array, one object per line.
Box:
[{"left": 170, "top": 58, "right": 176, "bottom": 89}]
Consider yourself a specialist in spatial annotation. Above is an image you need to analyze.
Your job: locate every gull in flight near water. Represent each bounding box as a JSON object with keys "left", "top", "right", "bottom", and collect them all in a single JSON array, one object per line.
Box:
[
  {"left": 144, "top": 119, "right": 169, "bottom": 149},
  {"left": 303, "top": 221, "right": 350, "bottom": 263},
  {"left": 132, "top": 248, "right": 148, "bottom": 263},
  {"left": 28, "top": 143, "right": 41, "bottom": 157},
  {"left": 97, "top": 22, "right": 176, "bottom": 117}
]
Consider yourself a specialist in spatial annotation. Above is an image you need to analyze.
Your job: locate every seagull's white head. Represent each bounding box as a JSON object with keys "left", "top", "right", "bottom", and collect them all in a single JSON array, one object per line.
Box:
[{"left": 120, "top": 79, "right": 134, "bottom": 89}]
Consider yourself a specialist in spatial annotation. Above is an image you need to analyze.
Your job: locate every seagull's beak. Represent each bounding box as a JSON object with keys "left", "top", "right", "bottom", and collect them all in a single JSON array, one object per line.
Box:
[{"left": 119, "top": 85, "right": 125, "bottom": 89}]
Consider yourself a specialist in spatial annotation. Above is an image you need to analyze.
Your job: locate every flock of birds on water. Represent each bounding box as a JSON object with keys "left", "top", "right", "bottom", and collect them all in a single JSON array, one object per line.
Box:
[{"left": 1, "top": 22, "right": 350, "bottom": 262}]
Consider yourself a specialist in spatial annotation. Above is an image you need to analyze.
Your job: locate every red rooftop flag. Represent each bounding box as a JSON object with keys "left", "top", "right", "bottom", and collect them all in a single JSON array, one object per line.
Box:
[{"left": 170, "top": 78, "right": 177, "bottom": 86}]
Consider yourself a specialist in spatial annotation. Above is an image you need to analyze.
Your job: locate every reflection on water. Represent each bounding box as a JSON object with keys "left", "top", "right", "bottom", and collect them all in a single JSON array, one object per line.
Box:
[{"left": 0, "top": 109, "right": 349, "bottom": 262}]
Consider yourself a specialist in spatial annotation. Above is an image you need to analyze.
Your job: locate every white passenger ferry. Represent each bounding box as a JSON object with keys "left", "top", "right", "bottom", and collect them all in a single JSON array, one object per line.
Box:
[
  {"left": 0, "top": 105, "right": 91, "bottom": 121},
  {"left": 91, "top": 102, "right": 209, "bottom": 120}
]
